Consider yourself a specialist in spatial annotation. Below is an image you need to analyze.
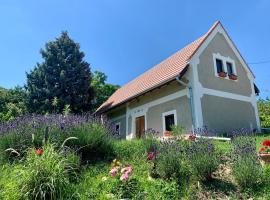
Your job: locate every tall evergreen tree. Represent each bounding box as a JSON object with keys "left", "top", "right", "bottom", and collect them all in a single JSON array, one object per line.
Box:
[{"left": 26, "top": 31, "right": 94, "bottom": 114}]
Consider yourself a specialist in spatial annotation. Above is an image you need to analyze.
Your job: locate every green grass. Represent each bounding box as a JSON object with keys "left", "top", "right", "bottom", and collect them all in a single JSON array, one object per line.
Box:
[{"left": 213, "top": 134, "right": 270, "bottom": 154}]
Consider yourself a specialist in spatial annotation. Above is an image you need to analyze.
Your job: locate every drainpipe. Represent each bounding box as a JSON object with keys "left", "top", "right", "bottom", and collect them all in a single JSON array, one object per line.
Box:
[{"left": 176, "top": 76, "right": 195, "bottom": 134}]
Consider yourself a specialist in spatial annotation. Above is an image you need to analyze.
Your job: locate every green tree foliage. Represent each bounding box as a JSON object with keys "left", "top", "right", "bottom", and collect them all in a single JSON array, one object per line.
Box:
[
  {"left": 26, "top": 31, "right": 94, "bottom": 114},
  {"left": 258, "top": 97, "right": 270, "bottom": 128},
  {"left": 0, "top": 86, "right": 27, "bottom": 121},
  {"left": 91, "top": 71, "right": 119, "bottom": 111}
]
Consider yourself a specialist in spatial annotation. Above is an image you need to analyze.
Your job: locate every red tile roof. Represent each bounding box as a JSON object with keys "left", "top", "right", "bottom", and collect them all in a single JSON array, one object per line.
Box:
[{"left": 96, "top": 21, "right": 220, "bottom": 113}]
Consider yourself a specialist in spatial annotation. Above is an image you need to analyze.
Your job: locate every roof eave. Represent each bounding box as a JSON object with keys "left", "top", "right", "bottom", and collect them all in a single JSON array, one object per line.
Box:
[{"left": 95, "top": 67, "right": 190, "bottom": 115}]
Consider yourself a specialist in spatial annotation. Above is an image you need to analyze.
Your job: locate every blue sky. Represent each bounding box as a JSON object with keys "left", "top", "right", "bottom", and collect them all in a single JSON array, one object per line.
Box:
[{"left": 0, "top": 0, "right": 269, "bottom": 98}]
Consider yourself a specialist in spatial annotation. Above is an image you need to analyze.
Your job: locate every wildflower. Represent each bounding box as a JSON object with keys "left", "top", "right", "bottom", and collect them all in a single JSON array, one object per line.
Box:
[
  {"left": 102, "top": 176, "right": 108, "bottom": 181},
  {"left": 120, "top": 173, "right": 129, "bottom": 181},
  {"left": 36, "top": 149, "right": 43, "bottom": 155},
  {"left": 121, "top": 165, "right": 132, "bottom": 175},
  {"left": 109, "top": 167, "right": 118, "bottom": 177},
  {"left": 147, "top": 152, "right": 155, "bottom": 161},
  {"left": 188, "top": 134, "right": 196, "bottom": 141},
  {"left": 259, "top": 147, "right": 266, "bottom": 153},
  {"left": 262, "top": 139, "right": 270, "bottom": 147},
  {"left": 111, "top": 159, "right": 121, "bottom": 168}
]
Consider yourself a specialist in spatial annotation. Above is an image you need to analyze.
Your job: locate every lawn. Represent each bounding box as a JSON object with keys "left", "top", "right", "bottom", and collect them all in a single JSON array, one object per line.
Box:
[{"left": 0, "top": 115, "right": 270, "bottom": 200}]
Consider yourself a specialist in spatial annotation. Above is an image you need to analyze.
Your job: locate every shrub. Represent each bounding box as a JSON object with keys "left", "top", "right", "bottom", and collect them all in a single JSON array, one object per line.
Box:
[
  {"left": 112, "top": 178, "right": 144, "bottom": 199},
  {"left": 171, "top": 125, "right": 184, "bottom": 137},
  {"left": 0, "top": 114, "right": 91, "bottom": 163},
  {"left": 262, "top": 164, "right": 270, "bottom": 184},
  {"left": 64, "top": 122, "right": 115, "bottom": 162},
  {"left": 231, "top": 136, "right": 263, "bottom": 189},
  {"left": 186, "top": 138, "right": 220, "bottom": 181},
  {"left": 113, "top": 139, "right": 147, "bottom": 160},
  {"left": 0, "top": 114, "right": 115, "bottom": 164},
  {"left": 0, "top": 144, "right": 79, "bottom": 200},
  {"left": 155, "top": 140, "right": 191, "bottom": 186},
  {"left": 148, "top": 180, "right": 179, "bottom": 200}
]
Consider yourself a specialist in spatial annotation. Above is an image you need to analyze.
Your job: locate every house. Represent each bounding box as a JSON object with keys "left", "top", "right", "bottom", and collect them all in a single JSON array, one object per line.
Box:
[{"left": 96, "top": 21, "right": 261, "bottom": 139}]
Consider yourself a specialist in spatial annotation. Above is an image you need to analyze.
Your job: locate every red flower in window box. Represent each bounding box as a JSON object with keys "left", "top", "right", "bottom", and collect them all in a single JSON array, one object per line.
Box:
[
  {"left": 259, "top": 139, "right": 270, "bottom": 163},
  {"left": 262, "top": 139, "right": 270, "bottom": 147},
  {"left": 164, "top": 131, "right": 172, "bottom": 137},
  {"left": 218, "top": 71, "right": 227, "bottom": 78},
  {"left": 229, "top": 74, "right": 238, "bottom": 80}
]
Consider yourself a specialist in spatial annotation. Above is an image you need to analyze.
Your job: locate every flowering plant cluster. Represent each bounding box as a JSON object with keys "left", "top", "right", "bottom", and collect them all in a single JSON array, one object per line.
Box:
[
  {"left": 188, "top": 134, "right": 196, "bottom": 141},
  {"left": 259, "top": 139, "right": 270, "bottom": 154},
  {"left": 109, "top": 159, "right": 133, "bottom": 181}
]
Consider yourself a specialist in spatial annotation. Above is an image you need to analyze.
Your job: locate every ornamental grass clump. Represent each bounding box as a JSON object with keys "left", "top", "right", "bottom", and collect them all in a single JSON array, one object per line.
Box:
[
  {"left": 186, "top": 138, "right": 219, "bottom": 181},
  {"left": 0, "top": 143, "right": 80, "bottom": 200},
  {"left": 231, "top": 136, "right": 263, "bottom": 190}
]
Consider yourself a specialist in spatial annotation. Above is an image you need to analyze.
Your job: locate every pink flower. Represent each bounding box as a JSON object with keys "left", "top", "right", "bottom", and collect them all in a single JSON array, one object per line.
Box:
[
  {"left": 121, "top": 166, "right": 132, "bottom": 175},
  {"left": 109, "top": 167, "right": 118, "bottom": 177},
  {"left": 120, "top": 173, "right": 129, "bottom": 181},
  {"left": 147, "top": 152, "right": 155, "bottom": 161}
]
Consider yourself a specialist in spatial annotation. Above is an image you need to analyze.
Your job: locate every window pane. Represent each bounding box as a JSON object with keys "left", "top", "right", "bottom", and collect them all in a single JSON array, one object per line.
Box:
[
  {"left": 115, "top": 124, "right": 120, "bottom": 134},
  {"left": 227, "top": 62, "right": 233, "bottom": 75},
  {"left": 165, "top": 114, "right": 175, "bottom": 131},
  {"left": 216, "top": 59, "right": 223, "bottom": 73}
]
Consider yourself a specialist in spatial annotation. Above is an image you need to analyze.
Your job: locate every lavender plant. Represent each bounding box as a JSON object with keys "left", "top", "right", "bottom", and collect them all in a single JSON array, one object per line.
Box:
[
  {"left": 154, "top": 139, "right": 191, "bottom": 187},
  {"left": 0, "top": 114, "right": 115, "bottom": 163},
  {"left": 231, "top": 136, "right": 263, "bottom": 189},
  {"left": 186, "top": 138, "right": 219, "bottom": 181},
  {"left": 230, "top": 128, "right": 255, "bottom": 139}
]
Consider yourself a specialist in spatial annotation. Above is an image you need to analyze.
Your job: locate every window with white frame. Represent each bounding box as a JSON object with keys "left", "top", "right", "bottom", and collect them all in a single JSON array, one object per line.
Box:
[
  {"left": 215, "top": 58, "right": 224, "bottom": 73},
  {"left": 162, "top": 110, "right": 177, "bottom": 132},
  {"left": 115, "top": 122, "right": 120, "bottom": 135},
  {"left": 226, "top": 62, "right": 235, "bottom": 75},
  {"left": 213, "top": 53, "right": 237, "bottom": 80}
]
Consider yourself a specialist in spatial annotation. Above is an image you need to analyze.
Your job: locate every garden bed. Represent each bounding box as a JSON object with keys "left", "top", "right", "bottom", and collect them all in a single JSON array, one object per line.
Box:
[{"left": 0, "top": 115, "right": 270, "bottom": 199}]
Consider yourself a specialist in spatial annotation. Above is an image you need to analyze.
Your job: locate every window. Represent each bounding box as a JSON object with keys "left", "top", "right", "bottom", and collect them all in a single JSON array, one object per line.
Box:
[
  {"left": 162, "top": 110, "right": 177, "bottom": 133},
  {"left": 115, "top": 123, "right": 120, "bottom": 135},
  {"left": 216, "top": 59, "right": 224, "bottom": 73},
  {"left": 165, "top": 114, "right": 175, "bottom": 131},
  {"left": 213, "top": 53, "right": 237, "bottom": 80},
  {"left": 226, "top": 62, "right": 234, "bottom": 75}
]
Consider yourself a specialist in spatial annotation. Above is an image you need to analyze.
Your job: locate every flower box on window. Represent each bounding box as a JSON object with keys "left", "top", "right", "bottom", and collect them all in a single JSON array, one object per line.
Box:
[
  {"left": 259, "top": 154, "right": 270, "bottom": 164},
  {"left": 259, "top": 139, "right": 270, "bottom": 164},
  {"left": 218, "top": 71, "right": 227, "bottom": 78},
  {"left": 229, "top": 74, "right": 238, "bottom": 80},
  {"left": 164, "top": 131, "right": 172, "bottom": 137}
]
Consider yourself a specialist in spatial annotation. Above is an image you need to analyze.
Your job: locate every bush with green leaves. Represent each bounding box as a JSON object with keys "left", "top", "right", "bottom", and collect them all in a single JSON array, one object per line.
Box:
[
  {"left": 155, "top": 140, "right": 191, "bottom": 187},
  {"left": 113, "top": 139, "right": 147, "bottom": 160},
  {"left": 0, "top": 143, "right": 79, "bottom": 200},
  {"left": 231, "top": 136, "right": 263, "bottom": 189},
  {"left": 263, "top": 164, "right": 270, "bottom": 184},
  {"left": 0, "top": 114, "right": 115, "bottom": 164},
  {"left": 186, "top": 138, "right": 220, "bottom": 181},
  {"left": 64, "top": 122, "right": 115, "bottom": 162},
  {"left": 111, "top": 178, "right": 144, "bottom": 199}
]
